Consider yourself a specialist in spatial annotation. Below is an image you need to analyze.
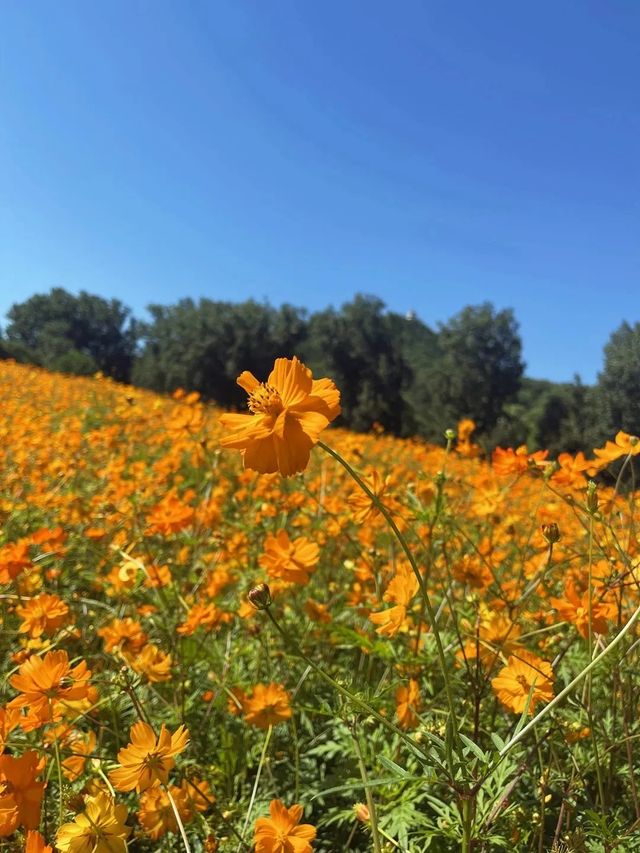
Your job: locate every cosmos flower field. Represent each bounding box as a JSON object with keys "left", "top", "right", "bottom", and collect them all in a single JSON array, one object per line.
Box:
[{"left": 1, "top": 358, "right": 640, "bottom": 852}]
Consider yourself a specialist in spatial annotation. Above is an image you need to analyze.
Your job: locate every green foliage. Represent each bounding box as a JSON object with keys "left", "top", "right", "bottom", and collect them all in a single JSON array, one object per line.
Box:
[
  {"left": 597, "top": 320, "right": 640, "bottom": 438},
  {"left": 4, "top": 287, "right": 640, "bottom": 455},
  {"left": 3, "top": 287, "right": 137, "bottom": 381},
  {"left": 131, "top": 298, "right": 307, "bottom": 407},
  {"left": 408, "top": 303, "right": 524, "bottom": 441}
]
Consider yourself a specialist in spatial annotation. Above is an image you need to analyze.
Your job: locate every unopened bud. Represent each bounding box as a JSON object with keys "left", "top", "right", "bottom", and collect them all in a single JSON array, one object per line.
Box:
[
  {"left": 586, "top": 480, "right": 598, "bottom": 514},
  {"left": 541, "top": 523, "right": 560, "bottom": 545},
  {"left": 248, "top": 583, "right": 272, "bottom": 610},
  {"left": 353, "top": 803, "right": 370, "bottom": 822},
  {"left": 444, "top": 429, "right": 456, "bottom": 442}
]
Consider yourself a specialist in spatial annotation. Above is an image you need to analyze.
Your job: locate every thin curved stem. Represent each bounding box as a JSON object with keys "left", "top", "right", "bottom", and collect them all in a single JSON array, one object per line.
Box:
[{"left": 317, "top": 441, "right": 461, "bottom": 755}]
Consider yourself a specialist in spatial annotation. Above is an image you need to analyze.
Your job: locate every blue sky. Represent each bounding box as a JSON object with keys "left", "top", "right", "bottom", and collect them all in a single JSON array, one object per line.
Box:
[{"left": 2, "top": 1, "right": 639, "bottom": 382}]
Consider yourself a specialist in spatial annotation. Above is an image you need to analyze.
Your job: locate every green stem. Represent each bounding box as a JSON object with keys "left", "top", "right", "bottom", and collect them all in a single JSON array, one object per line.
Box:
[
  {"left": 166, "top": 785, "right": 192, "bottom": 853},
  {"left": 317, "top": 441, "right": 461, "bottom": 756},
  {"left": 239, "top": 725, "right": 273, "bottom": 850},
  {"left": 352, "top": 721, "right": 383, "bottom": 853},
  {"left": 461, "top": 795, "right": 473, "bottom": 853}
]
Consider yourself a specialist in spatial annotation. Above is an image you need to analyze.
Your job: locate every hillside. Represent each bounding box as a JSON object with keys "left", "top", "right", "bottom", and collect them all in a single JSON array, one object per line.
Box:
[{"left": 1, "top": 359, "right": 639, "bottom": 851}]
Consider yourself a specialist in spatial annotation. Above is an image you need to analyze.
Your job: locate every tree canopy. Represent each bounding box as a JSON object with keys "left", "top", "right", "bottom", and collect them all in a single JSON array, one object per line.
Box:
[{"left": 0, "top": 287, "right": 634, "bottom": 454}]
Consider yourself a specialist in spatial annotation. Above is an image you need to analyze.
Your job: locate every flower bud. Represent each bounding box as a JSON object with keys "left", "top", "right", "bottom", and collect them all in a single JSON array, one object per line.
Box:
[
  {"left": 248, "top": 583, "right": 272, "bottom": 610},
  {"left": 444, "top": 429, "right": 456, "bottom": 442},
  {"left": 586, "top": 480, "right": 598, "bottom": 514},
  {"left": 541, "top": 522, "right": 560, "bottom": 545},
  {"left": 353, "top": 803, "right": 370, "bottom": 822}
]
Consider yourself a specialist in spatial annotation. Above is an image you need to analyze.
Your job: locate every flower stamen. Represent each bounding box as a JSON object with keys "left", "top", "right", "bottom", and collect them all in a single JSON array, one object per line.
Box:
[{"left": 247, "top": 383, "right": 283, "bottom": 416}]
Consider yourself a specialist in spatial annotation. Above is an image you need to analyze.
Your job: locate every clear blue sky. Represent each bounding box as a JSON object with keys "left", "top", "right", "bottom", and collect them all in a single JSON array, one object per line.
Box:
[{"left": 2, "top": 1, "right": 639, "bottom": 382}]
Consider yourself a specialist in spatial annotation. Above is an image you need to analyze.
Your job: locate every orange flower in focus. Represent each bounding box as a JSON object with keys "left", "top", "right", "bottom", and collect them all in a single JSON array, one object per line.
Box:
[
  {"left": 396, "top": 679, "right": 421, "bottom": 729},
  {"left": 0, "top": 751, "right": 45, "bottom": 836},
  {"left": 25, "top": 830, "right": 52, "bottom": 853},
  {"left": 243, "top": 683, "right": 292, "bottom": 729},
  {"left": 55, "top": 791, "right": 130, "bottom": 853},
  {"left": 109, "top": 721, "right": 189, "bottom": 792},
  {"left": 254, "top": 799, "right": 316, "bottom": 853},
  {"left": 16, "top": 594, "right": 70, "bottom": 638},
  {"left": 8, "top": 651, "right": 91, "bottom": 725},
  {"left": 492, "top": 650, "right": 554, "bottom": 714},
  {"left": 259, "top": 530, "right": 320, "bottom": 585},
  {"left": 550, "top": 581, "right": 615, "bottom": 639},
  {"left": 220, "top": 356, "right": 340, "bottom": 476}
]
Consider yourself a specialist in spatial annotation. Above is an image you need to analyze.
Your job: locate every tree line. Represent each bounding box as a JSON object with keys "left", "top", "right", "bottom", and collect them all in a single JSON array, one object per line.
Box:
[{"left": 1, "top": 286, "right": 637, "bottom": 455}]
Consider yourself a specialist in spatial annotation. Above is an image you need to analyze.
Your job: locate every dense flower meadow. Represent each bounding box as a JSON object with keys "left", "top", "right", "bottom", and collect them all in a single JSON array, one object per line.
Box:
[{"left": 1, "top": 358, "right": 640, "bottom": 852}]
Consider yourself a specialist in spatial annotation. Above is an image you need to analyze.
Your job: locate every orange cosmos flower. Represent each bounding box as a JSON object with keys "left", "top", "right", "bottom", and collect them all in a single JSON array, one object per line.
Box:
[
  {"left": 25, "top": 830, "right": 52, "bottom": 853},
  {"left": 0, "top": 751, "right": 45, "bottom": 836},
  {"left": 347, "top": 469, "right": 390, "bottom": 524},
  {"left": 492, "top": 446, "right": 548, "bottom": 476},
  {"left": 549, "top": 580, "right": 616, "bottom": 639},
  {"left": 61, "top": 730, "right": 97, "bottom": 782},
  {"left": 0, "top": 707, "right": 21, "bottom": 754},
  {"left": 396, "top": 679, "right": 421, "bottom": 729},
  {"left": 259, "top": 530, "right": 320, "bottom": 585},
  {"left": 219, "top": 356, "right": 340, "bottom": 476},
  {"left": 370, "top": 563, "right": 418, "bottom": 637},
  {"left": 8, "top": 651, "right": 91, "bottom": 725},
  {"left": 16, "top": 593, "right": 70, "bottom": 638},
  {"left": 243, "top": 683, "right": 292, "bottom": 729},
  {"left": 254, "top": 799, "right": 316, "bottom": 853},
  {"left": 130, "top": 644, "right": 172, "bottom": 682},
  {"left": 0, "top": 541, "right": 31, "bottom": 584},
  {"left": 98, "top": 617, "right": 147, "bottom": 658},
  {"left": 109, "top": 721, "right": 189, "bottom": 792},
  {"left": 145, "top": 494, "right": 195, "bottom": 535},
  {"left": 55, "top": 792, "right": 130, "bottom": 853},
  {"left": 177, "top": 602, "right": 229, "bottom": 636},
  {"left": 491, "top": 650, "right": 554, "bottom": 714},
  {"left": 139, "top": 782, "right": 192, "bottom": 840},
  {"left": 593, "top": 431, "right": 640, "bottom": 468}
]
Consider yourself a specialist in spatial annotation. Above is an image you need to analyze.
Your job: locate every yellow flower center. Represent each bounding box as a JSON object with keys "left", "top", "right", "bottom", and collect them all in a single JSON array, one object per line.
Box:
[{"left": 248, "top": 384, "right": 284, "bottom": 416}]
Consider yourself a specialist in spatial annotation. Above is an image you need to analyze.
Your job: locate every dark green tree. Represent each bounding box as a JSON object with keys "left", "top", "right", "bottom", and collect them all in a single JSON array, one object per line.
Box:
[
  {"left": 132, "top": 298, "right": 307, "bottom": 407},
  {"left": 410, "top": 303, "right": 524, "bottom": 441},
  {"left": 4, "top": 287, "right": 137, "bottom": 381},
  {"left": 302, "top": 295, "right": 432, "bottom": 435},
  {"left": 596, "top": 321, "right": 640, "bottom": 439}
]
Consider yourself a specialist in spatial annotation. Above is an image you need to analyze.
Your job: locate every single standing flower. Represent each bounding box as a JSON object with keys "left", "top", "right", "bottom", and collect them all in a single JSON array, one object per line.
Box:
[
  {"left": 55, "top": 792, "right": 130, "bottom": 853},
  {"left": 259, "top": 530, "right": 319, "bottom": 585},
  {"left": 491, "top": 650, "right": 554, "bottom": 714},
  {"left": 254, "top": 799, "right": 316, "bottom": 853},
  {"left": 109, "top": 721, "right": 189, "bottom": 792},
  {"left": 243, "top": 683, "right": 292, "bottom": 729},
  {"left": 8, "top": 651, "right": 91, "bottom": 726},
  {"left": 220, "top": 357, "right": 340, "bottom": 476}
]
